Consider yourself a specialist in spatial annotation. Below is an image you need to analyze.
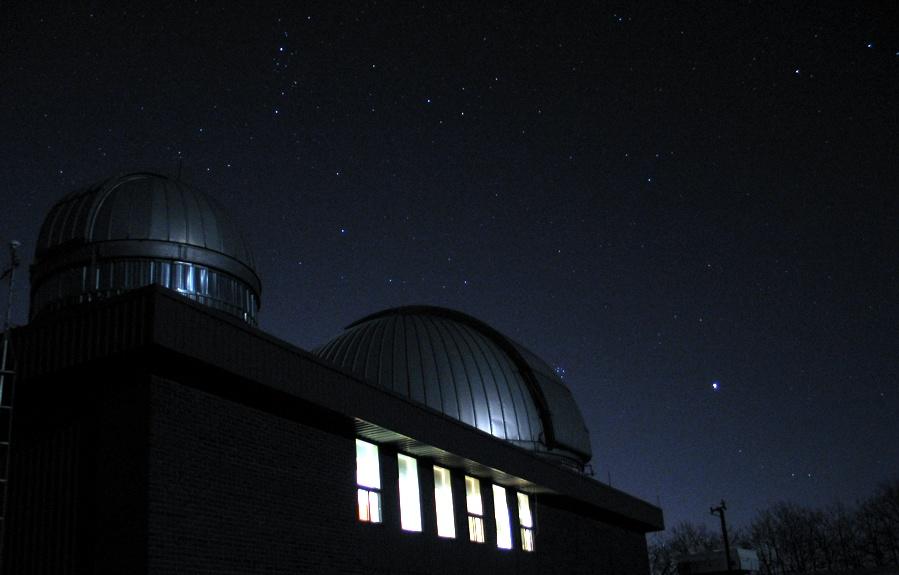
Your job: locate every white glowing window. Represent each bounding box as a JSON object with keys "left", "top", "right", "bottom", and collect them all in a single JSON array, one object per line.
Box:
[
  {"left": 465, "top": 475, "right": 485, "bottom": 543},
  {"left": 357, "top": 488, "right": 381, "bottom": 523},
  {"left": 517, "top": 492, "right": 535, "bottom": 552},
  {"left": 433, "top": 466, "right": 456, "bottom": 538},
  {"left": 493, "top": 484, "right": 512, "bottom": 549},
  {"left": 397, "top": 454, "right": 422, "bottom": 532},
  {"left": 355, "top": 439, "right": 381, "bottom": 523}
]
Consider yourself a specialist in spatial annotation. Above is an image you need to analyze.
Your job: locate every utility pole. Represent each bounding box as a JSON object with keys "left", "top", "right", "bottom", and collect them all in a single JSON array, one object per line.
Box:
[{"left": 710, "top": 500, "right": 734, "bottom": 573}]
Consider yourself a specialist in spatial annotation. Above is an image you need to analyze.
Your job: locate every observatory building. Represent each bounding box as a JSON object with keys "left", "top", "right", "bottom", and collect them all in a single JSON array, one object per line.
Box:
[{"left": 1, "top": 173, "right": 663, "bottom": 573}]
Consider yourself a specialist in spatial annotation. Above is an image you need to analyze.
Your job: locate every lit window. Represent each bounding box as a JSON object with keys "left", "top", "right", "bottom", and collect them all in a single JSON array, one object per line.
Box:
[
  {"left": 397, "top": 454, "right": 422, "bottom": 532},
  {"left": 433, "top": 466, "right": 456, "bottom": 538},
  {"left": 465, "top": 476, "right": 486, "bottom": 543},
  {"left": 493, "top": 484, "right": 512, "bottom": 549},
  {"left": 517, "top": 492, "right": 535, "bottom": 552},
  {"left": 355, "top": 439, "right": 381, "bottom": 523}
]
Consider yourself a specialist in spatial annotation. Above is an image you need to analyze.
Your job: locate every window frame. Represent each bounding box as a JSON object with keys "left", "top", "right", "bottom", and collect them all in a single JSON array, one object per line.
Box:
[
  {"left": 433, "top": 465, "right": 456, "bottom": 538},
  {"left": 517, "top": 491, "right": 535, "bottom": 552},
  {"left": 465, "top": 475, "right": 486, "bottom": 543},
  {"left": 492, "top": 484, "right": 513, "bottom": 550},
  {"left": 355, "top": 439, "right": 382, "bottom": 524},
  {"left": 397, "top": 453, "right": 423, "bottom": 532}
]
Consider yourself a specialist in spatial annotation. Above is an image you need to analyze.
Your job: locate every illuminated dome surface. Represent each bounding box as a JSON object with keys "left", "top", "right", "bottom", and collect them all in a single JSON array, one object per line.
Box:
[
  {"left": 316, "top": 306, "right": 592, "bottom": 468},
  {"left": 31, "top": 172, "right": 261, "bottom": 324}
]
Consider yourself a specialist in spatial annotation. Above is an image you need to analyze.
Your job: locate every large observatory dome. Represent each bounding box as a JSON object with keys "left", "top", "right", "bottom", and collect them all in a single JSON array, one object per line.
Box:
[
  {"left": 30, "top": 172, "right": 261, "bottom": 324},
  {"left": 315, "top": 306, "right": 592, "bottom": 469}
]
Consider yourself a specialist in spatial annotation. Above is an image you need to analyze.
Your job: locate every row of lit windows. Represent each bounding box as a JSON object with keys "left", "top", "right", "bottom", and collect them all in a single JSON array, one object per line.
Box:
[{"left": 355, "top": 439, "right": 535, "bottom": 552}]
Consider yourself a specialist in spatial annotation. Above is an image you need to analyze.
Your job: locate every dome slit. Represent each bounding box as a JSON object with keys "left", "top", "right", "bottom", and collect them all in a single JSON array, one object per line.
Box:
[
  {"left": 403, "top": 315, "right": 426, "bottom": 404},
  {"left": 124, "top": 181, "right": 136, "bottom": 239},
  {"left": 393, "top": 315, "right": 408, "bottom": 396},
  {"left": 168, "top": 179, "right": 188, "bottom": 244},
  {"left": 348, "top": 318, "right": 378, "bottom": 377},
  {"left": 331, "top": 323, "right": 366, "bottom": 376},
  {"left": 39, "top": 203, "right": 62, "bottom": 253},
  {"left": 447, "top": 319, "right": 503, "bottom": 439},
  {"left": 491, "top": 338, "right": 535, "bottom": 442},
  {"left": 468, "top": 327, "right": 520, "bottom": 441},
  {"left": 437, "top": 318, "right": 484, "bottom": 432},
  {"left": 187, "top": 183, "right": 207, "bottom": 247},
  {"left": 86, "top": 179, "right": 116, "bottom": 241},
  {"left": 376, "top": 317, "right": 396, "bottom": 392},
  {"left": 410, "top": 315, "right": 443, "bottom": 413},
  {"left": 362, "top": 316, "right": 389, "bottom": 384},
  {"left": 424, "top": 315, "right": 465, "bottom": 423},
  {"left": 56, "top": 195, "right": 81, "bottom": 245}
]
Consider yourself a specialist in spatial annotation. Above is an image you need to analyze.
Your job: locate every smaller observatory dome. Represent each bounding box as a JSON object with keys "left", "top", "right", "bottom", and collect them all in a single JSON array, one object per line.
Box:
[
  {"left": 31, "top": 172, "right": 261, "bottom": 324},
  {"left": 315, "top": 306, "right": 593, "bottom": 470}
]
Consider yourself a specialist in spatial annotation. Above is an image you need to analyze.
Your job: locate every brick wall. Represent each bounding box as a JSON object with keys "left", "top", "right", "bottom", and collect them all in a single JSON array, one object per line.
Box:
[
  {"left": 147, "top": 376, "right": 649, "bottom": 575},
  {"left": 148, "top": 376, "right": 359, "bottom": 573},
  {"left": 5, "top": 366, "right": 650, "bottom": 574}
]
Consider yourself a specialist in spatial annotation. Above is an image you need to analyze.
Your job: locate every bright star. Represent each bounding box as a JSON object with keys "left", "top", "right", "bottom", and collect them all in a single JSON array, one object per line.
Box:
[{"left": 712, "top": 381, "right": 720, "bottom": 391}]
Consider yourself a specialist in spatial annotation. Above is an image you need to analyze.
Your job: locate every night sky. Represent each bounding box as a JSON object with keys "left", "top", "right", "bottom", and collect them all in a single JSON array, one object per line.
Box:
[{"left": 2, "top": 2, "right": 897, "bottom": 531}]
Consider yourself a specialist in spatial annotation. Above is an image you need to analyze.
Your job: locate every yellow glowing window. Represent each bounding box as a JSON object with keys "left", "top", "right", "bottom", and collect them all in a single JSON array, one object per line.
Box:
[
  {"left": 433, "top": 466, "right": 456, "bottom": 538},
  {"left": 517, "top": 492, "right": 535, "bottom": 552},
  {"left": 493, "top": 484, "right": 512, "bottom": 549},
  {"left": 397, "top": 454, "right": 422, "bottom": 532},
  {"left": 355, "top": 439, "right": 381, "bottom": 523},
  {"left": 465, "top": 476, "right": 485, "bottom": 543}
]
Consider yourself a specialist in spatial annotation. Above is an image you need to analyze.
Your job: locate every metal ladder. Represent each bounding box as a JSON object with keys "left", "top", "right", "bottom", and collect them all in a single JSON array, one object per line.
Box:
[
  {"left": 0, "top": 334, "right": 14, "bottom": 558},
  {"left": 0, "top": 241, "right": 21, "bottom": 569}
]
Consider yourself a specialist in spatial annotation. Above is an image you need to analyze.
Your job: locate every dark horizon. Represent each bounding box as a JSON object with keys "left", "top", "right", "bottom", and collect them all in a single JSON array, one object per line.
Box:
[{"left": 2, "top": 2, "right": 897, "bottom": 531}]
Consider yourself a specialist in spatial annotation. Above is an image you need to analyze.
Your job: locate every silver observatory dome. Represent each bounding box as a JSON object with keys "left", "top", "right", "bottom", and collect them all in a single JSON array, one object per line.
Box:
[
  {"left": 30, "top": 172, "right": 261, "bottom": 324},
  {"left": 316, "top": 306, "right": 593, "bottom": 470}
]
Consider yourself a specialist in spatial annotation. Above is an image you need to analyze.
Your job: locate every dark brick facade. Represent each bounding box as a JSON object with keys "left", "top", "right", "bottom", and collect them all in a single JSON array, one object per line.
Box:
[{"left": 3, "top": 287, "right": 662, "bottom": 574}]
